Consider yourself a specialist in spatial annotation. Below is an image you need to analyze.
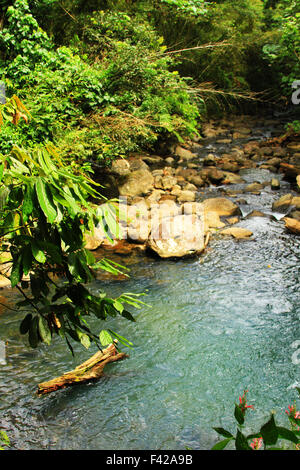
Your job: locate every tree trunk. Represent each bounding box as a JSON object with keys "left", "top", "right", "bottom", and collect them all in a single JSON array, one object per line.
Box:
[{"left": 37, "top": 341, "right": 128, "bottom": 395}]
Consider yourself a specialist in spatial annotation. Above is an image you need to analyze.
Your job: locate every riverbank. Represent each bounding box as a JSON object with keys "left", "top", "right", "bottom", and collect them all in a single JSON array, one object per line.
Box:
[{"left": 84, "top": 113, "right": 300, "bottom": 261}]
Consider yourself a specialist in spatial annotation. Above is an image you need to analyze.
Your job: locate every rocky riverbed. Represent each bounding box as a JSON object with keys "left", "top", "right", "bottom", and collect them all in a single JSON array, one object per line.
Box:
[
  {"left": 1, "top": 113, "right": 299, "bottom": 288},
  {"left": 84, "top": 114, "right": 300, "bottom": 260}
]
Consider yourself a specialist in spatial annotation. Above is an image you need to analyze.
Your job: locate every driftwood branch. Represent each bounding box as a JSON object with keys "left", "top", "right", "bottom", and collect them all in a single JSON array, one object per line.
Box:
[{"left": 37, "top": 341, "right": 128, "bottom": 395}]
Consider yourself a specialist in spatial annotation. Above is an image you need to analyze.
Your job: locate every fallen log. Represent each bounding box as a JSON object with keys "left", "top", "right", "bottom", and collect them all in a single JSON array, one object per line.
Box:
[{"left": 37, "top": 341, "right": 128, "bottom": 395}]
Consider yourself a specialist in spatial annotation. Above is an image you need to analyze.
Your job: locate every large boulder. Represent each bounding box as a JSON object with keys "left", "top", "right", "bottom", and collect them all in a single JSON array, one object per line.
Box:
[
  {"left": 203, "top": 197, "right": 239, "bottom": 217},
  {"left": 148, "top": 214, "right": 205, "bottom": 258},
  {"left": 272, "top": 194, "right": 300, "bottom": 211},
  {"left": 118, "top": 168, "right": 154, "bottom": 197},
  {"left": 283, "top": 217, "right": 300, "bottom": 235},
  {"left": 175, "top": 146, "right": 195, "bottom": 161},
  {"left": 110, "top": 159, "right": 131, "bottom": 177}
]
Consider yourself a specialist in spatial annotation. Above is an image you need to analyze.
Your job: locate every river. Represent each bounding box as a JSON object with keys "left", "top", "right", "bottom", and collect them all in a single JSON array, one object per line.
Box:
[{"left": 0, "top": 114, "right": 300, "bottom": 449}]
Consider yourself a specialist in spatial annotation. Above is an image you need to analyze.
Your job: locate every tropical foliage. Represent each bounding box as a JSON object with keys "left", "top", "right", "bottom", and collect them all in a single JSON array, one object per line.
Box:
[
  {"left": 0, "top": 95, "right": 145, "bottom": 353},
  {"left": 212, "top": 389, "right": 300, "bottom": 450}
]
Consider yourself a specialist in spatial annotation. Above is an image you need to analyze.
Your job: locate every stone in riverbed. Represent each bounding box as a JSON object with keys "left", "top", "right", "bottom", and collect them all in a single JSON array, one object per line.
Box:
[
  {"left": 203, "top": 197, "right": 239, "bottom": 217},
  {"left": 245, "top": 182, "right": 264, "bottom": 193},
  {"left": 220, "top": 227, "right": 253, "bottom": 239},
  {"left": 118, "top": 168, "right": 154, "bottom": 197},
  {"left": 272, "top": 194, "right": 300, "bottom": 211},
  {"left": 271, "top": 178, "right": 280, "bottom": 190},
  {"left": 283, "top": 217, "right": 300, "bottom": 235},
  {"left": 148, "top": 214, "right": 205, "bottom": 258},
  {"left": 177, "top": 190, "right": 196, "bottom": 203},
  {"left": 110, "top": 158, "right": 131, "bottom": 177},
  {"left": 175, "top": 146, "right": 195, "bottom": 161}
]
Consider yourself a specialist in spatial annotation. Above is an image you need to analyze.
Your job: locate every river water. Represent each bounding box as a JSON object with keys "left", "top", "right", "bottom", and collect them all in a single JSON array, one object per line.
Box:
[{"left": 0, "top": 116, "right": 300, "bottom": 450}]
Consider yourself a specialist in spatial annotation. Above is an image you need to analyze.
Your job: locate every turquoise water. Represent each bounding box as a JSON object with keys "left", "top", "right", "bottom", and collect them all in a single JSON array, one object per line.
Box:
[{"left": 0, "top": 212, "right": 300, "bottom": 450}]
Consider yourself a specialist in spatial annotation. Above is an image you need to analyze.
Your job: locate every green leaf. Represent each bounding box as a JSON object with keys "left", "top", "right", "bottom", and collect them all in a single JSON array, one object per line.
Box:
[
  {"left": 28, "top": 316, "right": 39, "bottom": 349},
  {"left": 0, "top": 163, "right": 4, "bottom": 183},
  {"left": 35, "top": 177, "right": 57, "bottom": 223},
  {"left": 38, "top": 316, "right": 52, "bottom": 346},
  {"left": 235, "top": 430, "right": 251, "bottom": 450},
  {"left": 213, "top": 428, "right": 234, "bottom": 439},
  {"left": 19, "top": 313, "right": 33, "bottom": 335},
  {"left": 260, "top": 414, "right": 278, "bottom": 446},
  {"left": 277, "top": 426, "right": 299, "bottom": 445},
  {"left": 10, "top": 253, "right": 23, "bottom": 288},
  {"left": 108, "top": 329, "right": 133, "bottom": 348},
  {"left": 234, "top": 404, "right": 245, "bottom": 425},
  {"left": 99, "top": 329, "right": 113, "bottom": 346},
  {"left": 121, "top": 309, "right": 136, "bottom": 322},
  {"left": 22, "top": 184, "right": 34, "bottom": 219},
  {"left": 31, "top": 240, "right": 46, "bottom": 264},
  {"left": 22, "top": 245, "right": 32, "bottom": 275},
  {"left": 211, "top": 438, "right": 233, "bottom": 450},
  {"left": 78, "top": 332, "right": 91, "bottom": 349}
]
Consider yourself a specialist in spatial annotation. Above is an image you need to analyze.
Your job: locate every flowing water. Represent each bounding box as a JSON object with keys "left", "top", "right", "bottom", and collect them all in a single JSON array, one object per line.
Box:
[{"left": 0, "top": 116, "right": 300, "bottom": 450}]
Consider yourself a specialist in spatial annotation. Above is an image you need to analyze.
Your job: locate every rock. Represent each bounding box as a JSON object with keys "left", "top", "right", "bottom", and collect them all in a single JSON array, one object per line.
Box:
[
  {"left": 177, "top": 190, "right": 196, "bottom": 203},
  {"left": 203, "top": 153, "right": 217, "bottom": 166},
  {"left": 141, "top": 155, "right": 164, "bottom": 165},
  {"left": 110, "top": 158, "right": 130, "bottom": 177},
  {"left": 287, "top": 142, "right": 300, "bottom": 152},
  {"left": 208, "top": 168, "right": 224, "bottom": 184},
  {"left": 187, "top": 163, "right": 199, "bottom": 169},
  {"left": 203, "top": 197, "right": 238, "bottom": 217},
  {"left": 188, "top": 175, "right": 205, "bottom": 187},
  {"left": 175, "top": 146, "right": 195, "bottom": 161},
  {"left": 246, "top": 210, "right": 265, "bottom": 218},
  {"left": 219, "top": 161, "right": 239, "bottom": 173},
  {"left": 0, "top": 276, "right": 11, "bottom": 288},
  {"left": 226, "top": 216, "right": 239, "bottom": 225},
  {"left": 165, "top": 157, "right": 175, "bottom": 165},
  {"left": 129, "top": 158, "right": 150, "bottom": 172},
  {"left": 235, "top": 127, "right": 252, "bottom": 135},
  {"left": 152, "top": 169, "right": 164, "bottom": 177},
  {"left": 272, "top": 147, "right": 287, "bottom": 158},
  {"left": 297, "top": 175, "right": 300, "bottom": 190},
  {"left": 245, "top": 182, "right": 264, "bottom": 193},
  {"left": 118, "top": 168, "right": 154, "bottom": 197},
  {"left": 272, "top": 194, "right": 294, "bottom": 211},
  {"left": 190, "top": 142, "right": 203, "bottom": 153},
  {"left": 222, "top": 172, "right": 244, "bottom": 185},
  {"left": 217, "top": 138, "right": 232, "bottom": 144},
  {"left": 146, "top": 189, "right": 165, "bottom": 203},
  {"left": 233, "top": 132, "right": 248, "bottom": 140},
  {"left": 271, "top": 178, "right": 280, "bottom": 190},
  {"left": 84, "top": 234, "right": 103, "bottom": 250},
  {"left": 290, "top": 210, "right": 300, "bottom": 221},
  {"left": 279, "top": 163, "right": 300, "bottom": 179},
  {"left": 258, "top": 147, "right": 273, "bottom": 156},
  {"left": 204, "top": 211, "right": 225, "bottom": 230},
  {"left": 184, "top": 183, "right": 197, "bottom": 192},
  {"left": 220, "top": 227, "right": 253, "bottom": 239},
  {"left": 148, "top": 214, "right": 205, "bottom": 258},
  {"left": 162, "top": 175, "right": 177, "bottom": 190},
  {"left": 267, "top": 157, "right": 281, "bottom": 168},
  {"left": 283, "top": 217, "right": 300, "bottom": 235}
]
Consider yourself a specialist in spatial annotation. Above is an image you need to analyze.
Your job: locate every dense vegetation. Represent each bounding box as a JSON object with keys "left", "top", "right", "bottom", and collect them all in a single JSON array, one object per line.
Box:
[{"left": 0, "top": 0, "right": 299, "bottom": 166}]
